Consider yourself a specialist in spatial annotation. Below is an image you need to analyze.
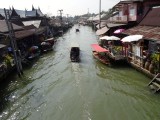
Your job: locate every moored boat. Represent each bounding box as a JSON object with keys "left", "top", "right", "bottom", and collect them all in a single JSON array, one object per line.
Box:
[
  {"left": 91, "top": 44, "right": 110, "bottom": 65},
  {"left": 40, "top": 42, "right": 52, "bottom": 52},
  {"left": 27, "top": 46, "right": 40, "bottom": 60},
  {"left": 44, "top": 37, "right": 55, "bottom": 46},
  {"left": 99, "top": 36, "right": 125, "bottom": 61}
]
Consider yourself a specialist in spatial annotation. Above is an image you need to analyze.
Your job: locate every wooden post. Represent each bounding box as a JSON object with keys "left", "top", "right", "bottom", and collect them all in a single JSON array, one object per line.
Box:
[
  {"left": 99, "top": 0, "right": 101, "bottom": 29},
  {"left": 4, "top": 8, "right": 23, "bottom": 76}
]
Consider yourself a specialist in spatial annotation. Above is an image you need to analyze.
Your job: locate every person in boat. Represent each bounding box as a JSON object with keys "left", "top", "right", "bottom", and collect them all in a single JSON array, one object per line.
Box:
[{"left": 108, "top": 41, "right": 113, "bottom": 53}]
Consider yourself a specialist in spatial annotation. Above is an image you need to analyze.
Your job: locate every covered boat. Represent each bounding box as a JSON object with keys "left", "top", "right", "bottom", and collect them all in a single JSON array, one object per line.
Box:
[
  {"left": 27, "top": 46, "right": 40, "bottom": 60},
  {"left": 99, "top": 36, "right": 125, "bottom": 61},
  {"left": 40, "top": 37, "right": 56, "bottom": 52},
  {"left": 91, "top": 44, "right": 110, "bottom": 65},
  {"left": 44, "top": 37, "right": 55, "bottom": 46},
  {"left": 70, "top": 43, "right": 80, "bottom": 62},
  {"left": 40, "top": 42, "right": 52, "bottom": 52},
  {"left": 76, "top": 29, "right": 80, "bottom": 32}
]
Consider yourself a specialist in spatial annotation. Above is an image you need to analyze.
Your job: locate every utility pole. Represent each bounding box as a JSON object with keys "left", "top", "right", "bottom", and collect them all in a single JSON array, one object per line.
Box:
[
  {"left": 58, "top": 9, "right": 63, "bottom": 24},
  {"left": 66, "top": 14, "right": 69, "bottom": 24},
  {"left": 88, "top": 8, "right": 89, "bottom": 15},
  {"left": 99, "top": 0, "right": 101, "bottom": 29},
  {"left": 4, "top": 8, "right": 23, "bottom": 77}
]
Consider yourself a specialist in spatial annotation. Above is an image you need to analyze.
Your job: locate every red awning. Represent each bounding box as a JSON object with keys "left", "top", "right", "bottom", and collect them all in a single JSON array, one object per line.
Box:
[{"left": 91, "top": 44, "right": 108, "bottom": 52}]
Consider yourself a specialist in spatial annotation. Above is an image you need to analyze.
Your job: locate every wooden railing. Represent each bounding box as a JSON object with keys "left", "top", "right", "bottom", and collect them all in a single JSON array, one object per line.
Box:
[{"left": 127, "top": 51, "right": 144, "bottom": 67}]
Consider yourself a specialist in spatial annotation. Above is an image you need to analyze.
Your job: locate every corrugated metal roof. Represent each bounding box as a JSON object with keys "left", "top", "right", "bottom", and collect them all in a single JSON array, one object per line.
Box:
[
  {"left": 0, "top": 20, "right": 23, "bottom": 33},
  {"left": 96, "top": 27, "right": 109, "bottom": 35},
  {"left": 140, "top": 7, "right": 160, "bottom": 26},
  {"left": 0, "top": 44, "right": 6, "bottom": 49},
  {"left": 37, "top": 10, "right": 43, "bottom": 16},
  {"left": 23, "top": 25, "right": 37, "bottom": 30},
  {"left": 0, "top": 8, "right": 12, "bottom": 17},
  {"left": 23, "top": 20, "right": 41, "bottom": 28},
  {"left": 15, "top": 10, "right": 25, "bottom": 18},
  {"left": 15, "top": 29, "right": 35, "bottom": 39},
  {"left": 123, "top": 25, "right": 160, "bottom": 41},
  {"left": 25, "top": 10, "right": 37, "bottom": 17}
]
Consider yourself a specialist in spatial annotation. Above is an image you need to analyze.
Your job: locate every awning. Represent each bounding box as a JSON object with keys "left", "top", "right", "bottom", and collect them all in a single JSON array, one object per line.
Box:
[
  {"left": 91, "top": 44, "right": 108, "bottom": 52},
  {"left": 121, "top": 35, "right": 143, "bottom": 43},
  {"left": 100, "top": 36, "right": 120, "bottom": 41},
  {"left": 96, "top": 27, "right": 109, "bottom": 35}
]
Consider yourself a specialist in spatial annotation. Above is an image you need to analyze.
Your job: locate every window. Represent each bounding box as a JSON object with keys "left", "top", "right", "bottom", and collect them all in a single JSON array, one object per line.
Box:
[
  {"left": 119, "top": 11, "right": 123, "bottom": 16},
  {"left": 129, "top": 8, "right": 136, "bottom": 16}
]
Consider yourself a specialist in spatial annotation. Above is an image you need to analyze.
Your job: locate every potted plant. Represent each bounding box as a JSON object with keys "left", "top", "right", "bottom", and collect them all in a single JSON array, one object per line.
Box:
[{"left": 149, "top": 53, "right": 160, "bottom": 74}]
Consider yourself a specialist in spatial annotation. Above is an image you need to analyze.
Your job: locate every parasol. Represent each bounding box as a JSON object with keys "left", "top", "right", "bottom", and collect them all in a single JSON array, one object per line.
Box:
[{"left": 121, "top": 35, "right": 143, "bottom": 43}]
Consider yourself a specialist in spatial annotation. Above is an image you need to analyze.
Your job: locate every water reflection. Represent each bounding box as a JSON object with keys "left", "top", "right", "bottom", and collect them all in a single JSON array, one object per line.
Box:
[{"left": 94, "top": 61, "right": 109, "bottom": 79}]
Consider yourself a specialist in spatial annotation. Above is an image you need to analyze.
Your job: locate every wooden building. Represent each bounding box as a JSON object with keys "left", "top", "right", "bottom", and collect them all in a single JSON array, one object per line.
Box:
[{"left": 121, "top": 4, "right": 160, "bottom": 92}]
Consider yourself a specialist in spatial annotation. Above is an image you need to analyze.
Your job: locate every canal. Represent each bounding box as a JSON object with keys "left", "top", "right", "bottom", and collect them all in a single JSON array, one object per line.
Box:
[{"left": 0, "top": 25, "right": 160, "bottom": 120}]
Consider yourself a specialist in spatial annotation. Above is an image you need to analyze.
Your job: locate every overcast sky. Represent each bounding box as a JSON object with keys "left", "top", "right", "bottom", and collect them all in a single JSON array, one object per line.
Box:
[{"left": 1, "top": 0, "right": 120, "bottom": 16}]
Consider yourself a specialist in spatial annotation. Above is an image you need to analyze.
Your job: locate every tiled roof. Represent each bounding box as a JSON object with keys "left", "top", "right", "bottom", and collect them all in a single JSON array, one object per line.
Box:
[
  {"left": 123, "top": 25, "right": 160, "bottom": 41},
  {"left": 25, "top": 10, "right": 38, "bottom": 17},
  {"left": 22, "top": 20, "right": 41, "bottom": 28}
]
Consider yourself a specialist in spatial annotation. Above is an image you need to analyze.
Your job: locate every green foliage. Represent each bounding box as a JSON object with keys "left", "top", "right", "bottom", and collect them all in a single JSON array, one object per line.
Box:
[
  {"left": 113, "top": 46, "right": 122, "bottom": 55},
  {"left": 151, "top": 53, "right": 160, "bottom": 62},
  {"left": 151, "top": 53, "right": 160, "bottom": 73}
]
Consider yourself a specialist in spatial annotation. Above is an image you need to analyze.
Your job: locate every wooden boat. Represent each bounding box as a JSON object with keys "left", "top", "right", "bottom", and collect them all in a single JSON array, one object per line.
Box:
[
  {"left": 91, "top": 44, "right": 110, "bottom": 65},
  {"left": 40, "top": 42, "right": 52, "bottom": 52},
  {"left": 76, "top": 29, "right": 80, "bottom": 32},
  {"left": 44, "top": 37, "right": 56, "bottom": 46},
  {"left": 70, "top": 43, "right": 80, "bottom": 62},
  {"left": 99, "top": 36, "right": 125, "bottom": 61},
  {"left": 27, "top": 46, "right": 40, "bottom": 60}
]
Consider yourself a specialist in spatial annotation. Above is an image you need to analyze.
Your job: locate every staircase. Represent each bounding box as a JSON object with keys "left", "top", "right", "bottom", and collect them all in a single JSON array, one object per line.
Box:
[{"left": 148, "top": 73, "right": 160, "bottom": 93}]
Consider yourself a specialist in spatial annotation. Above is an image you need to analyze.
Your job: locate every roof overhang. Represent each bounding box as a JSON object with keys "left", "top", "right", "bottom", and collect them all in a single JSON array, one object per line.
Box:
[
  {"left": 122, "top": 25, "right": 160, "bottom": 41},
  {"left": 107, "top": 23, "right": 126, "bottom": 28},
  {"left": 0, "top": 44, "right": 6, "bottom": 49},
  {"left": 96, "top": 27, "right": 109, "bottom": 36}
]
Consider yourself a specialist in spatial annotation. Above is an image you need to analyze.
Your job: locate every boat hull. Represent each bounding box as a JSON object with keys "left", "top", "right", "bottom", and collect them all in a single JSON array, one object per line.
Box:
[{"left": 92, "top": 51, "right": 110, "bottom": 65}]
